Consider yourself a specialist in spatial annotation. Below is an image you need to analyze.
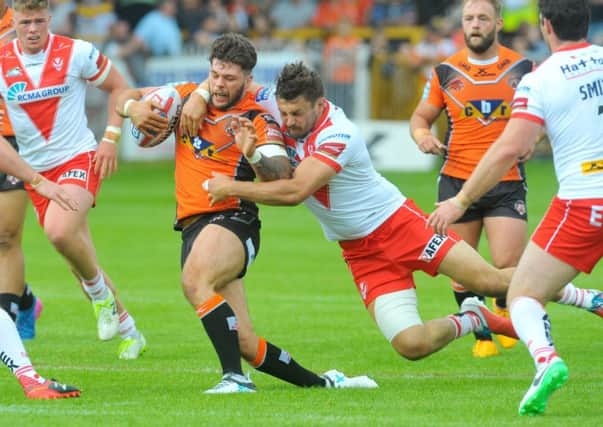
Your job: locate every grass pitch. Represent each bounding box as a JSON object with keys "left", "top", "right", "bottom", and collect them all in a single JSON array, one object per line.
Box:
[{"left": 0, "top": 160, "right": 601, "bottom": 426}]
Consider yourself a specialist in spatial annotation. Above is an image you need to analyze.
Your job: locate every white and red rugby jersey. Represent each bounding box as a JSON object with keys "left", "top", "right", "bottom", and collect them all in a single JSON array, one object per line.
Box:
[
  {"left": 284, "top": 100, "right": 405, "bottom": 241},
  {"left": 511, "top": 42, "right": 603, "bottom": 199},
  {"left": 0, "top": 34, "right": 112, "bottom": 171}
]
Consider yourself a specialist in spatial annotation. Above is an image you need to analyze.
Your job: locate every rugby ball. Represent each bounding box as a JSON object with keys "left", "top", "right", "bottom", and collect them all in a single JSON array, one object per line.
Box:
[{"left": 130, "top": 86, "right": 182, "bottom": 148}]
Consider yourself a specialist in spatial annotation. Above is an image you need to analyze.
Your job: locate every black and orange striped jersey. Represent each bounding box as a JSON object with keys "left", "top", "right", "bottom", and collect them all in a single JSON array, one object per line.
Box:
[
  {"left": 0, "top": 7, "right": 14, "bottom": 136},
  {"left": 172, "top": 83, "right": 284, "bottom": 224},
  {"left": 423, "top": 46, "right": 533, "bottom": 180}
]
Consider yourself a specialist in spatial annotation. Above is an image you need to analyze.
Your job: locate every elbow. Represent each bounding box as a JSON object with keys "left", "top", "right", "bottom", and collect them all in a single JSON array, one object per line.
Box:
[
  {"left": 280, "top": 189, "right": 308, "bottom": 206},
  {"left": 281, "top": 194, "right": 304, "bottom": 206}
]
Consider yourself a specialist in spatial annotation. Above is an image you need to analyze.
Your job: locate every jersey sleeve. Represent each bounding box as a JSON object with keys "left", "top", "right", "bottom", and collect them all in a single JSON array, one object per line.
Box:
[
  {"left": 254, "top": 85, "right": 281, "bottom": 125},
  {"left": 252, "top": 112, "right": 284, "bottom": 147},
  {"left": 171, "top": 81, "right": 197, "bottom": 99},
  {"left": 312, "top": 125, "right": 358, "bottom": 173},
  {"left": 421, "top": 67, "right": 445, "bottom": 108},
  {"left": 510, "top": 72, "right": 545, "bottom": 125},
  {"left": 75, "top": 39, "right": 111, "bottom": 86}
]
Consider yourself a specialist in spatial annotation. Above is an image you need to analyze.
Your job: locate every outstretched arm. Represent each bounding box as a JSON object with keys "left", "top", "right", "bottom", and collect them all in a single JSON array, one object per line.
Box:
[
  {"left": 0, "top": 137, "right": 78, "bottom": 211},
  {"left": 179, "top": 79, "right": 264, "bottom": 137},
  {"left": 207, "top": 156, "right": 335, "bottom": 207}
]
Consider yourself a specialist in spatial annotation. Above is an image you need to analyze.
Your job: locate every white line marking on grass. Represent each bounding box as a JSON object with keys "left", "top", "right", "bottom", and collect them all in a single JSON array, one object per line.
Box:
[{"left": 37, "top": 364, "right": 222, "bottom": 374}]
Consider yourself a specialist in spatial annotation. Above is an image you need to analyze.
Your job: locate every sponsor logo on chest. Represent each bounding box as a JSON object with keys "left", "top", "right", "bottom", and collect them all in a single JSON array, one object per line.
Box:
[{"left": 6, "top": 81, "right": 70, "bottom": 103}]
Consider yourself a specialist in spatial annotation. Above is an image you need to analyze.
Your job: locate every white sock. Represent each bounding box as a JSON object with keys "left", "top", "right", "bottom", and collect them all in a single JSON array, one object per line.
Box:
[
  {"left": 510, "top": 296, "right": 557, "bottom": 369},
  {"left": 118, "top": 310, "right": 138, "bottom": 339},
  {"left": 0, "top": 309, "right": 42, "bottom": 384},
  {"left": 81, "top": 269, "right": 109, "bottom": 301},
  {"left": 447, "top": 312, "right": 481, "bottom": 338},
  {"left": 557, "top": 282, "right": 596, "bottom": 309}
]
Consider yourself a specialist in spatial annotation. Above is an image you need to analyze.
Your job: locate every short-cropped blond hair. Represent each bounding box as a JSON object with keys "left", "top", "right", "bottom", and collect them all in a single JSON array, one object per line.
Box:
[{"left": 13, "top": 0, "right": 49, "bottom": 13}]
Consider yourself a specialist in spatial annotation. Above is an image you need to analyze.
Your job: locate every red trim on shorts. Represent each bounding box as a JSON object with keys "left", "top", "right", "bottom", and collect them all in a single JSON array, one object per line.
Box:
[
  {"left": 339, "top": 199, "right": 460, "bottom": 306},
  {"left": 26, "top": 151, "right": 101, "bottom": 226},
  {"left": 532, "top": 197, "right": 603, "bottom": 273}
]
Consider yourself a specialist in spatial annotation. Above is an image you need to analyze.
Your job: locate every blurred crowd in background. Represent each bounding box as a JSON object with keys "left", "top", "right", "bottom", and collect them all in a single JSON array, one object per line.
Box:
[{"left": 51, "top": 0, "right": 603, "bottom": 122}]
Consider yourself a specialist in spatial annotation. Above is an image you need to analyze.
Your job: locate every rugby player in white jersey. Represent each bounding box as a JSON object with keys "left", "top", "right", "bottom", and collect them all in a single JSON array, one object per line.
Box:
[
  {"left": 428, "top": 0, "right": 603, "bottom": 416},
  {"left": 0, "top": 0, "right": 146, "bottom": 363},
  {"left": 0, "top": 132, "right": 81, "bottom": 399},
  {"left": 202, "top": 61, "right": 603, "bottom": 377},
  {"left": 201, "top": 61, "right": 522, "bottom": 361}
]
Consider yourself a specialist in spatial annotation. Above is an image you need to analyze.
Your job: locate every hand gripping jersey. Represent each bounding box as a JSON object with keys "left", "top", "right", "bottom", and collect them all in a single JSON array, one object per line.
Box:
[
  {"left": 172, "top": 83, "right": 285, "bottom": 223},
  {"left": 423, "top": 46, "right": 533, "bottom": 180},
  {"left": 0, "top": 34, "right": 112, "bottom": 171},
  {"left": 0, "top": 7, "right": 15, "bottom": 136},
  {"left": 284, "top": 100, "right": 404, "bottom": 241},
  {"left": 511, "top": 42, "right": 603, "bottom": 199}
]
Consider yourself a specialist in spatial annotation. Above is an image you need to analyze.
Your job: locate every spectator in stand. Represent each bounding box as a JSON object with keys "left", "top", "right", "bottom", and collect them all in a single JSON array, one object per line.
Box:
[
  {"left": 72, "top": 0, "right": 117, "bottom": 48},
  {"left": 114, "top": 0, "right": 157, "bottom": 31},
  {"left": 193, "top": 13, "right": 227, "bottom": 52},
  {"left": 103, "top": 19, "right": 146, "bottom": 85},
  {"left": 500, "top": 0, "right": 538, "bottom": 43},
  {"left": 416, "top": 0, "right": 452, "bottom": 25},
  {"left": 270, "top": 0, "right": 316, "bottom": 30},
  {"left": 49, "top": 0, "right": 76, "bottom": 36},
  {"left": 322, "top": 16, "right": 360, "bottom": 117},
  {"left": 250, "top": 12, "right": 286, "bottom": 50},
  {"left": 177, "top": 0, "right": 207, "bottom": 47},
  {"left": 312, "top": 0, "right": 359, "bottom": 30},
  {"left": 228, "top": 0, "right": 252, "bottom": 33},
  {"left": 511, "top": 22, "right": 548, "bottom": 63},
  {"left": 369, "top": 0, "right": 418, "bottom": 27},
  {"left": 408, "top": 18, "right": 457, "bottom": 81},
  {"left": 132, "top": 0, "right": 182, "bottom": 57},
  {"left": 108, "top": 0, "right": 181, "bottom": 83}
]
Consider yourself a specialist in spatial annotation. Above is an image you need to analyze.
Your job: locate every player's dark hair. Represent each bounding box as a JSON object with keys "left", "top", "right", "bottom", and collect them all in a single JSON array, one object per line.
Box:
[
  {"left": 275, "top": 62, "right": 324, "bottom": 103},
  {"left": 13, "top": 0, "right": 49, "bottom": 12},
  {"left": 209, "top": 33, "right": 257, "bottom": 73},
  {"left": 538, "top": 0, "right": 590, "bottom": 41}
]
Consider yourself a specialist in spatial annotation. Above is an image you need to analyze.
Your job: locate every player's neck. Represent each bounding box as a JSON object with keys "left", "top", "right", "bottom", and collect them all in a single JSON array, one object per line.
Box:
[
  {"left": 551, "top": 38, "right": 587, "bottom": 53},
  {"left": 467, "top": 43, "right": 499, "bottom": 63}
]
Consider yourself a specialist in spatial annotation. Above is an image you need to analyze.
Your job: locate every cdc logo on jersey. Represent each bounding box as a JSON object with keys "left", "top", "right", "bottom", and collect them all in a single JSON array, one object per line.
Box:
[{"left": 130, "top": 86, "right": 182, "bottom": 148}]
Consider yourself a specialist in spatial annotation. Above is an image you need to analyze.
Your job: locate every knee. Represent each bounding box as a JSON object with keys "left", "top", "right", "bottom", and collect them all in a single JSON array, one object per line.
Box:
[
  {"left": 181, "top": 270, "right": 200, "bottom": 304},
  {"left": 0, "top": 228, "right": 20, "bottom": 253},
  {"left": 44, "top": 223, "right": 71, "bottom": 251},
  {"left": 180, "top": 264, "right": 215, "bottom": 304},
  {"left": 391, "top": 332, "right": 430, "bottom": 361}
]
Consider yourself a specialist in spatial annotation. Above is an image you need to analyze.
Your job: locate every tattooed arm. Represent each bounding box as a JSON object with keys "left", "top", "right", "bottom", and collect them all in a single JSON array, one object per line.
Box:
[{"left": 234, "top": 114, "right": 292, "bottom": 182}]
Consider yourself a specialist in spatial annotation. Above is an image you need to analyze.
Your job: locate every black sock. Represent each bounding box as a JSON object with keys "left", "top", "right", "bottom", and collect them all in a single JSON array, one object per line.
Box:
[
  {"left": 0, "top": 293, "right": 20, "bottom": 321},
  {"left": 200, "top": 299, "right": 243, "bottom": 375},
  {"left": 254, "top": 340, "right": 325, "bottom": 387},
  {"left": 453, "top": 290, "right": 492, "bottom": 341},
  {"left": 18, "top": 284, "right": 34, "bottom": 311}
]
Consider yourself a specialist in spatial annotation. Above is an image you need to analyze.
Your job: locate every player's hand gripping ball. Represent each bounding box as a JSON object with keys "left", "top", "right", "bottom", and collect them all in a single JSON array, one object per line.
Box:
[{"left": 130, "top": 86, "right": 182, "bottom": 148}]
